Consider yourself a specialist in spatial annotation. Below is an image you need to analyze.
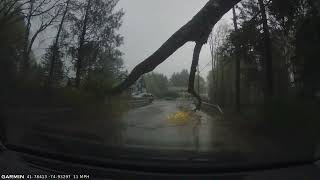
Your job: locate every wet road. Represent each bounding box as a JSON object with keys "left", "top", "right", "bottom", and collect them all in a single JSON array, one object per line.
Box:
[
  {"left": 119, "top": 100, "right": 241, "bottom": 153},
  {"left": 3, "top": 100, "right": 320, "bottom": 175},
  {"left": 121, "top": 100, "right": 206, "bottom": 151},
  {"left": 5, "top": 99, "right": 254, "bottom": 158}
]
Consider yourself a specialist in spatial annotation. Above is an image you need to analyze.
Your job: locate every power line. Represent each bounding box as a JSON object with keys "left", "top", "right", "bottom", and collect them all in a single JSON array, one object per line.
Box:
[{"left": 199, "top": 60, "right": 212, "bottom": 73}]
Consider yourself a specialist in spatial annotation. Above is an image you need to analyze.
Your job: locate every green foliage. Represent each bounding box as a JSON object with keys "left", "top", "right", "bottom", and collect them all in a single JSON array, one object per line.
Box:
[
  {"left": 68, "top": 0, "right": 124, "bottom": 86},
  {"left": 194, "top": 74, "right": 206, "bottom": 94},
  {"left": 207, "top": 70, "right": 214, "bottom": 102},
  {"left": 164, "top": 91, "right": 179, "bottom": 99},
  {"left": 0, "top": 0, "right": 127, "bottom": 122},
  {"left": 41, "top": 44, "right": 65, "bottom": 87},
  {"left": 207, "top": 0, "right": 320, "bottom": 110},
  {"left": 264, "top": 99, "right": 317, "bottom": 129},
  {"left": 144, "top": 72, "right": 169, "bottom": 98},
  {"left": 251, "top": 98, "right": 320, "bottom": 153},
  {"left": 49, "top": 87, "right": 128, "bottom": 120},
  {"left": 0, "top": 14, "right": 25, "bottom": 90},
  {"left": 170, "top": 69, "right": 189, "bottom": 87},
  {"left": 83, "top": 70, "right": 115, "bottom": 99}
]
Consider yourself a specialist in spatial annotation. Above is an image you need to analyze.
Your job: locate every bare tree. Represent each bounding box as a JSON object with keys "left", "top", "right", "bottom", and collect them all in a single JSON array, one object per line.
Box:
[
  {"left": 47, "top": 0, "right": 71, "bottom": 88},
  {"left": 21, "top": 0, "right": 62, "bottom": 75}
]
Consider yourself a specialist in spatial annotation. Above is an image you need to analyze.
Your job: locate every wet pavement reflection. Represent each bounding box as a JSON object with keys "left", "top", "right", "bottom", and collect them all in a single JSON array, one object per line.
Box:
[
  {"left": 120, "top": 100, "right": 221, "bottom": 152},
  {"left": 5, "top": 99, "right": 264, "bottom": 162}
]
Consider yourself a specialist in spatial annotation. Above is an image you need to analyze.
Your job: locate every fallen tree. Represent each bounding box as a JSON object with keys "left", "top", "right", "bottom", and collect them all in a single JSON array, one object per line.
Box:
[{"left": 108, "top": 0, "right": 241, "bottom": 110}]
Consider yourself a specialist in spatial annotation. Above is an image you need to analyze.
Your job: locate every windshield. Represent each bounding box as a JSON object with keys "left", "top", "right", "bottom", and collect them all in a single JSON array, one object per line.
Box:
[{"left": 1, "top": 0, "right": 320, "bottom": 167}]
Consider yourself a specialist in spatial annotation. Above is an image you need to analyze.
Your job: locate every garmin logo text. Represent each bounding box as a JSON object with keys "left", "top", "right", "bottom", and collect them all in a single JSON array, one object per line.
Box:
[{"left": 1, "top": 175, "right": 25, "bottom": 179}]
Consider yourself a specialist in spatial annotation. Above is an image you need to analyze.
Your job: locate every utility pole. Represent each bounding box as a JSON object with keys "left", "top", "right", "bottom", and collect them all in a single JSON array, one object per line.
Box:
[{"left": 233, "top": 6, "right": 241, "bottom": 112}]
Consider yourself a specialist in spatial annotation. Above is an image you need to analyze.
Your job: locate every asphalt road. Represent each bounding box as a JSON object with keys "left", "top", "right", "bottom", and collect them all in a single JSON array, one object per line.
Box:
[
  {"left": 5, "top": 99, "right": 253, "bottom": 155},
  {"left": 0, "top": 100, "right": 251, "bottom": 174},
  {"left": 3, "top": 100, "right": 319, "bottom": 175},
  {"left": 120, "top": 100, "right": 217, "bottom": 152},
  {"left": 4, "top": 99, "right": 269, "bottom": 166}
]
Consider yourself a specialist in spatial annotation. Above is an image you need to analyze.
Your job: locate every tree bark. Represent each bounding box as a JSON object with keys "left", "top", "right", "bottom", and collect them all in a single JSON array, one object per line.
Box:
[
  {"left": 22, "top": 0, "right": 34, "bottom": 75},
  {"left": 258, "top": 0, "right": 274, "bottom": 100},
  {"left": 48, "top": 0, "right": 71, "bottom": 88},
  {"left": 109, "top": 0, "right": 242, "bottom": 94},
  {"left": 75, "top": 0, "right": 92, "bottom": 88},
  {"left": 232, "top": 6, "right": 241, "bottom": 112},
  {"left": 188, "top": 43, "right": 203, "bottom": 110}
]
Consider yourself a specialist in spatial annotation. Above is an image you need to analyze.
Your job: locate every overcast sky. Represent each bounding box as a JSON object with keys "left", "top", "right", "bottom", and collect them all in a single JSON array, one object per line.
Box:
[
  {"left": 33, "top": 0, "right": 233, "bottom": 80},
  {"left": 116, "top": 0, "right": 233, "bottom": 79}
]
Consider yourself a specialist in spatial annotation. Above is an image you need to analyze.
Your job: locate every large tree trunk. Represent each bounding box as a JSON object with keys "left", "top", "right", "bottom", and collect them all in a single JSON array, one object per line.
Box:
[
  {"left": 109, "top": 0, "right": 242, "bottom": 94},
  {"left": 75, "top": 0, "right": 92, "bottom": 88},
  {"left": 232, "top": 6, "right": 241, "bottom": 112},
  {"left": 188, "top": 43, "right": 203, "bottom": 110},
  {"left": 258, "top": 0, "right": 274, "bottom": 101},
  {"left": 22, "top": 0, "right": 34, "bottom": 76}
]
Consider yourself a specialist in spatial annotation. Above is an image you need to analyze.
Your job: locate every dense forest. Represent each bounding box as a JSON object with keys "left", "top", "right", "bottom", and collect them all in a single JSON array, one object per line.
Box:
[
  {"left": 143, "top": 69, "right": 206, "bottom": 99},
  {"left": 0, "top": 0, "right": 126, "bottom": 107},
  {"left": 207, "top": 0, "right": 320, "bottom": 113},
  {"left": 1, "top": 0, "right": 319, "bottom": 113}
]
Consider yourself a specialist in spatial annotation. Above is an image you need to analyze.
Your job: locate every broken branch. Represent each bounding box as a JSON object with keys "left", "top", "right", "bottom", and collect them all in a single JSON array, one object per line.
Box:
[{"left": 108, "top": 0, "right": 241, "bottom": 94}]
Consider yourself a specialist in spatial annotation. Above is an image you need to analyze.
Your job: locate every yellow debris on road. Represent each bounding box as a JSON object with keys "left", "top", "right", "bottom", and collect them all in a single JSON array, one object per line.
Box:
[{"left": 167, "top": 111, "right": 191, "bottom": 125}]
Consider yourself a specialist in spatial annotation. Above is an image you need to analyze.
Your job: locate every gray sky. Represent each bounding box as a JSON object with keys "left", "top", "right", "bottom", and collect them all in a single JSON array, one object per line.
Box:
[
  {"left": 33, "top": 0, "right": 233, "bottom": 79},
  {"left": 116, "top": 0, "right": 233, "bottom": 79}
]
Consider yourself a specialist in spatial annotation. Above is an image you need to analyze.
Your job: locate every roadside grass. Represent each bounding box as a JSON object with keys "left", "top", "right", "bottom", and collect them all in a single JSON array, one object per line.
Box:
[
  {"left": 217, "top": 98, "right": 320, "bottom": 161},
  {"left": 42, "top": 88, "right": 129, "bottom": 143},
  {"left": 4, "top": 84, "right": 130, "bottom": 145}
]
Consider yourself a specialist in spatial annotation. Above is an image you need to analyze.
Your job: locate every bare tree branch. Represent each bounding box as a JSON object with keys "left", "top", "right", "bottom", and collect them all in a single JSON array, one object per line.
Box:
[
  {"left": 31, "top": 0, "right": 62, "bottom": 17},
  {"left": 48, "top": 0, "right": 71, "bottom": 88},
  {"left": 27, "top": 11, "right": 60, "bottom": 54},
  {"left": 31, "top": 0, "right": 47, "bottom": 15}
]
